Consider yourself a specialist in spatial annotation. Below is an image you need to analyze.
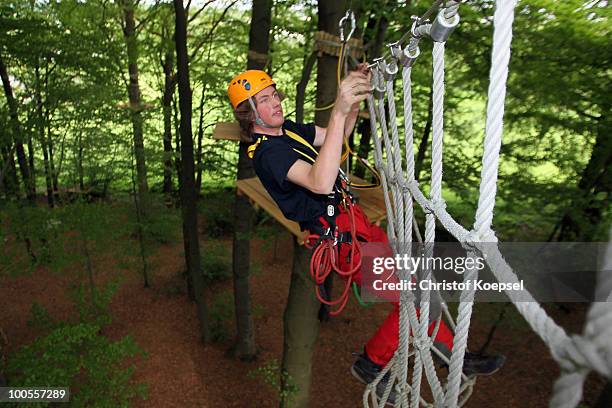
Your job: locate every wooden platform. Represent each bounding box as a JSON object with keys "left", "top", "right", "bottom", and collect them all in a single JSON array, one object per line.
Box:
[
  {"left": 236, "top": 175, "right": 387, "bottom": 243},
  {"left": 213, "top": 118, "right": 371, "bottom": 142},
  {"left": 213, "top": 122, "right": 241, "bottom": 141}
]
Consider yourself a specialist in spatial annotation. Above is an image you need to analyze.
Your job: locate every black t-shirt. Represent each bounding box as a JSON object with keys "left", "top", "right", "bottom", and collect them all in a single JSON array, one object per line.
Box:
[{"left": 251, "top": 120, "right": 328, "bottom": 229}]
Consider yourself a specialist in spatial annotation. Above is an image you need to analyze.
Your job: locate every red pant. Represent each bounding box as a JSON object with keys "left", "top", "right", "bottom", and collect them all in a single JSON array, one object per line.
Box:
[{"left": 315, "top": 203, "right": 454, "bottom": 367}]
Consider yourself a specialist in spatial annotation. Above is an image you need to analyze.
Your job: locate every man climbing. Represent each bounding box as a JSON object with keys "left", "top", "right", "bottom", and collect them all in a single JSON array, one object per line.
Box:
[{"left": 227, "top": 67, "right": 505, "bottom": 404}]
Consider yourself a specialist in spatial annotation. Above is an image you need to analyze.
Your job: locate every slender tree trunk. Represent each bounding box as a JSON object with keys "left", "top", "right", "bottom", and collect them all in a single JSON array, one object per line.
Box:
[
  {"left": 55, "top": 130, "right": 67, "bottom": 191},
  {"left": 35, "top": 65, "right": 54, "bottom": 208},
  {"left": 162, "top": 49, "right": 175, "bottom": 197},
  {"left": 557, "top": 112, "right": 611, "bottom": 241},
  {"left": 44, "top": 63, "right": 58, "bottom": 193},
  {"left": 0, "top": 52, "right": 35, "bottom": 202},
  {"left": 295, "top": 52, "right": 317, "bottom": 124},
  {"left": 230, "top": 0, "right": 272, "bottom": 361},
  {"left": 77, "top": 131, "right": 85, "bottom": 191},
  {"left": 118, "top": 0, "right": 150, "bottom": 218},
  {"left": 313, "top": 1, "right": 347, "bottom": 127},
  {"left": 280, "top": 242, "right": 321, "bottom": 408},
  {"left": 295, "top": 7, "right": 316, "bottom": 124},
  {"left": 415, "top": 87, "right": 434, "bottom": 182},
  {"left": 172, "top": 93, "right": 182, "bottom": 188},
  {"left": 174, "top": 0, "right": 210, "bottom": 343},
  {"left": 26, "top": 134, "right": 35, "bottom": 183},
  {"left": 195, "top": 84, "right": 205, "bottom": 194},
  {"left": 0, "top": 144, "right": 19, "bottom": 195}
]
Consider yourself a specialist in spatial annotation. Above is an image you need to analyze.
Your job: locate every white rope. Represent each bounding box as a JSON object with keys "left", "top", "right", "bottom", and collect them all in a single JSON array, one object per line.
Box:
[
  {"left": 473, "top": 0, "right": 517, "bottom": 235},
  {"left": 361, "top": 1, "right": 612, "bottom": 407}
]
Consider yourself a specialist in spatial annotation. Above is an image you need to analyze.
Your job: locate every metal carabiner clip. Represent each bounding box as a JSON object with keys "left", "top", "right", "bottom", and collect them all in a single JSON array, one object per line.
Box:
[{"left": 339, "top": 10, "right": 356, "bottom": 43}]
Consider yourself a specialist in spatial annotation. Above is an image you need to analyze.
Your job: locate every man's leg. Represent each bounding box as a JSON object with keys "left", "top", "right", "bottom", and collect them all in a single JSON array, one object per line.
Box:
[
  {"left": 338, "top": 205, "right": 454, "bottom": 366},
  {"left": 364, "top": 303, "right": 454, "bottom": 366}
]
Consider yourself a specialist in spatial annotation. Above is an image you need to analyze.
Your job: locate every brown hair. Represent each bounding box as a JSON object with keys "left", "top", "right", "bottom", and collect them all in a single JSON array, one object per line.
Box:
[{"left": 232, "top": 87, "right": 285, "bottom": 143}]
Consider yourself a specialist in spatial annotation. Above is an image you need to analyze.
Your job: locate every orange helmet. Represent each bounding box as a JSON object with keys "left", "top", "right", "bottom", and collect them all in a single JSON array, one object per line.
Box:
[{"left": 227, "top": 70, "right": 275, "bottom": 109}]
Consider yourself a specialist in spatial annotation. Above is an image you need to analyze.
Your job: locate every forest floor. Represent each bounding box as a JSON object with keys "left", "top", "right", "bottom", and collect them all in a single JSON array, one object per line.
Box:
[{"left": 0, "top": 212, "right": 607, "bottom": 408}]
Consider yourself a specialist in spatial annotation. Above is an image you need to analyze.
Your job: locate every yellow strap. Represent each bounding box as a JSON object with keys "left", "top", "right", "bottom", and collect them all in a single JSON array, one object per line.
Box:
[
  {"left": 247, "top": 135, "right": 267, "bottom": 159},
  {"left": 292, "top": 147, "right": 316, "bottom": 163},
  {"left": 285, "top": 129, "right": 319, "bottom": 157}
]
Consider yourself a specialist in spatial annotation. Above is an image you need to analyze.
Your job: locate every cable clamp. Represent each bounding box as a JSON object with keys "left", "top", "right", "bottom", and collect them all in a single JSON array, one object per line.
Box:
[
  {"left": 381, "top": 59, "right": 398, "bottom": 81},
  {"left": 430, "top": 8, "right": 460, "bottom": 43},
  {"left": 411, "top": 15, "right": 430, "bottom": 38}
]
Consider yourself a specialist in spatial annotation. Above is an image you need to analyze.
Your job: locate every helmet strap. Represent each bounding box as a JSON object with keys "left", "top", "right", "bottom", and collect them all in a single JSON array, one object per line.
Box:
[{"left": 247, "top": 97, "right": 274, "bottom": 128}]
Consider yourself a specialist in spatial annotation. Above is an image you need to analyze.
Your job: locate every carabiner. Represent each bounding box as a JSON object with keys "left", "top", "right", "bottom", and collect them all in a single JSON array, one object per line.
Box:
[{"left": 339, "top": 10, "right": 356, "bottom": 43}]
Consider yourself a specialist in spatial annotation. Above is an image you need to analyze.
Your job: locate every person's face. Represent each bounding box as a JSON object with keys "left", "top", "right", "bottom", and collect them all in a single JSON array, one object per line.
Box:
[{"left": 253, "top": 85, "right": 284, "bottom": 127}]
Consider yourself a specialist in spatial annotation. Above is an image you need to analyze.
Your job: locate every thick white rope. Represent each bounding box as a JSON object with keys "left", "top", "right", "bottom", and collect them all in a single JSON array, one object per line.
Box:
[
  {"left": 363, "top": 1, "right": 612, "bottom": 407},
  {"left": 473, "top": 0, "right": 517, "bottom": 235}
]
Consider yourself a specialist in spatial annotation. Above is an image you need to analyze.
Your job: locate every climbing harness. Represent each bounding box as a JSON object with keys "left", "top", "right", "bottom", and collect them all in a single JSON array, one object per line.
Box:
[{"left": 247, "top": 123, "right": 374, "bottom": 315}]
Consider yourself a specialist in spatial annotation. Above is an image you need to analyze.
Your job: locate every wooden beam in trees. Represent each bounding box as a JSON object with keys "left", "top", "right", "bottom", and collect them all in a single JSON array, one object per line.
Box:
[
  {"left": 213, "top": 121, "right": 241, "bottom": 141},
  {"left": 236, "top": 175, "right": 387, "bottom": 244}
]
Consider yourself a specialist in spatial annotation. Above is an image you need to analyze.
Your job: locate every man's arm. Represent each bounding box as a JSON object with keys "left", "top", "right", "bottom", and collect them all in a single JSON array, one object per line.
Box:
[
  {"left": 313, "top": 106, "right": 360, "bottom": 147},
  {"left": 287, "top": 66, "right": 371, "bottom": 194}
]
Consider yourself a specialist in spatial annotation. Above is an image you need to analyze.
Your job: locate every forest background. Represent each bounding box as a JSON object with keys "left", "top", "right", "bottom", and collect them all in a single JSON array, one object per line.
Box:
[{"left": 0, "top": 0, "right": 610, "bottom": 406}]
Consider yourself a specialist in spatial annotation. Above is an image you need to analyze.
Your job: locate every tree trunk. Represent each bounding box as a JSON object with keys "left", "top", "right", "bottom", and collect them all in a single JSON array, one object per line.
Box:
[
  {"left": 26, "top": 134, "right": 35, "bottom": 184},
  {"left": 0, "top": 52, "right": 35, "bottom": 202},
  {"left": 230, "top": 0, "right": 272, "bottom": 361},
  {"left": 194, "top": 84, "right": 205, "bottom": 194},
  {"left": 295, "top": 52, "right": 317, "bottom": 124},
  {"left": 313, "top": 0, "right": 350, "bottom": 320},
  {"left": 557, "top": 112, "right": 611, "bottom": 241},
  {"left": 119, "top": 0, "right": 150, "bottom": 218},
  {"left": 0, "top": 144, "right": 19, "bottom": 196},
  {"left": 35, "top": 64, "right": 54, "bottom": 208},
  {"left": 174, "top": 0, "right": 210, "bottom": 343},
  {"left": 295, "top": 7, "right": 317, "bottom": 124},
  {"left": 77, "top": 130, "right": 85, "bottom": 191},
  {"left": 313, "top": 0, "right": 347, "bottom": 127},
  {"left": 162, "top": 49, "right": 175, "bottom": 197},
  {"left": 44, "top": 63, "right": 58, "bottom": 193},
  {"left": 280, "top": 242, "right": 321, "bottom": 408},
  {"left": 415, "top": 87, "right": 434, "bottom": 182},
  {"left": 280, "top": 2, "right": 347, "bottom": 406},
  {"left": 172, "top": 93, "right": 182, "bottom": 188}
]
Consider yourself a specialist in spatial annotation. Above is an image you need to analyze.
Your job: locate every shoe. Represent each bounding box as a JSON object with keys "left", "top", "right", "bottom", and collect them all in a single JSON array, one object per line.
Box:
[
  {"left": 351, "top": 353, "right": 396, "bottom": 406},
  {"left": 461, "top": 351, "right": 506, "bottom": 376}
]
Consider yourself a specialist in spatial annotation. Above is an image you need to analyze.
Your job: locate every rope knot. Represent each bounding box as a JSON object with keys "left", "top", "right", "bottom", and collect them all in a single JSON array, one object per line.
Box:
[
  {"left": 554, "top": 334, "right": 612, "bottom": 379},
  {"left": 403, "top": 179, "right": 419, "bottom": 194},
  {"left": 466, "top": 228, "right": 497, "bottom": 244},
  {"left": 430, "top": 198, "right": 446, "bottom": 215},
  {"left": 413, "top": 336, "right": 432, "bottom": 352}
]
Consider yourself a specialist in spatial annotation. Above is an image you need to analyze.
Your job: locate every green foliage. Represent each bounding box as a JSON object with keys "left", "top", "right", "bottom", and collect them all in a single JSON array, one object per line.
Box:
[
  {"left": 208, "top": 290, "right": 234, "bottom": 342},
  {"left": 138, "top": 201, "right": 181, "bottom": 245},
  {"left": 252, "top": 214, "right": 284, "bottom": 256},
  {"left": 27, "top": 302, "right": 58, "bottom": 332},
  {"left": 201, "top": 241, "right": 231, "bottom": 283},
  {"left": 248, "top": 359, "right": 299, "bottom": 404},
  {"left": 0, "top": 0, "right": 608, "bottom": 242},
  {"left": 6, "top": 322, "right": 147, "bottom": 408},
  {"left": 199, "top": 188, "right": 235, "bottom": 238},
  {"left": 70, "top": 280, "right": 121, "bottom": 329},
  {"left": 9, "top": 278, "right": 146, "bottom": 407}
]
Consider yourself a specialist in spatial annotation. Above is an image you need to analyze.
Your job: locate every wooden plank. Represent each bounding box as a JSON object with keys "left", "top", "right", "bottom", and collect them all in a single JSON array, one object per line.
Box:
[
  {"left": 236, "top": 176, "right": 389, "bottom": 244},
  {"left": 236, "top": 178, "right": 305, "bottom": 240},
  {"left": 213, "top": 122, "right": 241, "bottom": 141}
]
